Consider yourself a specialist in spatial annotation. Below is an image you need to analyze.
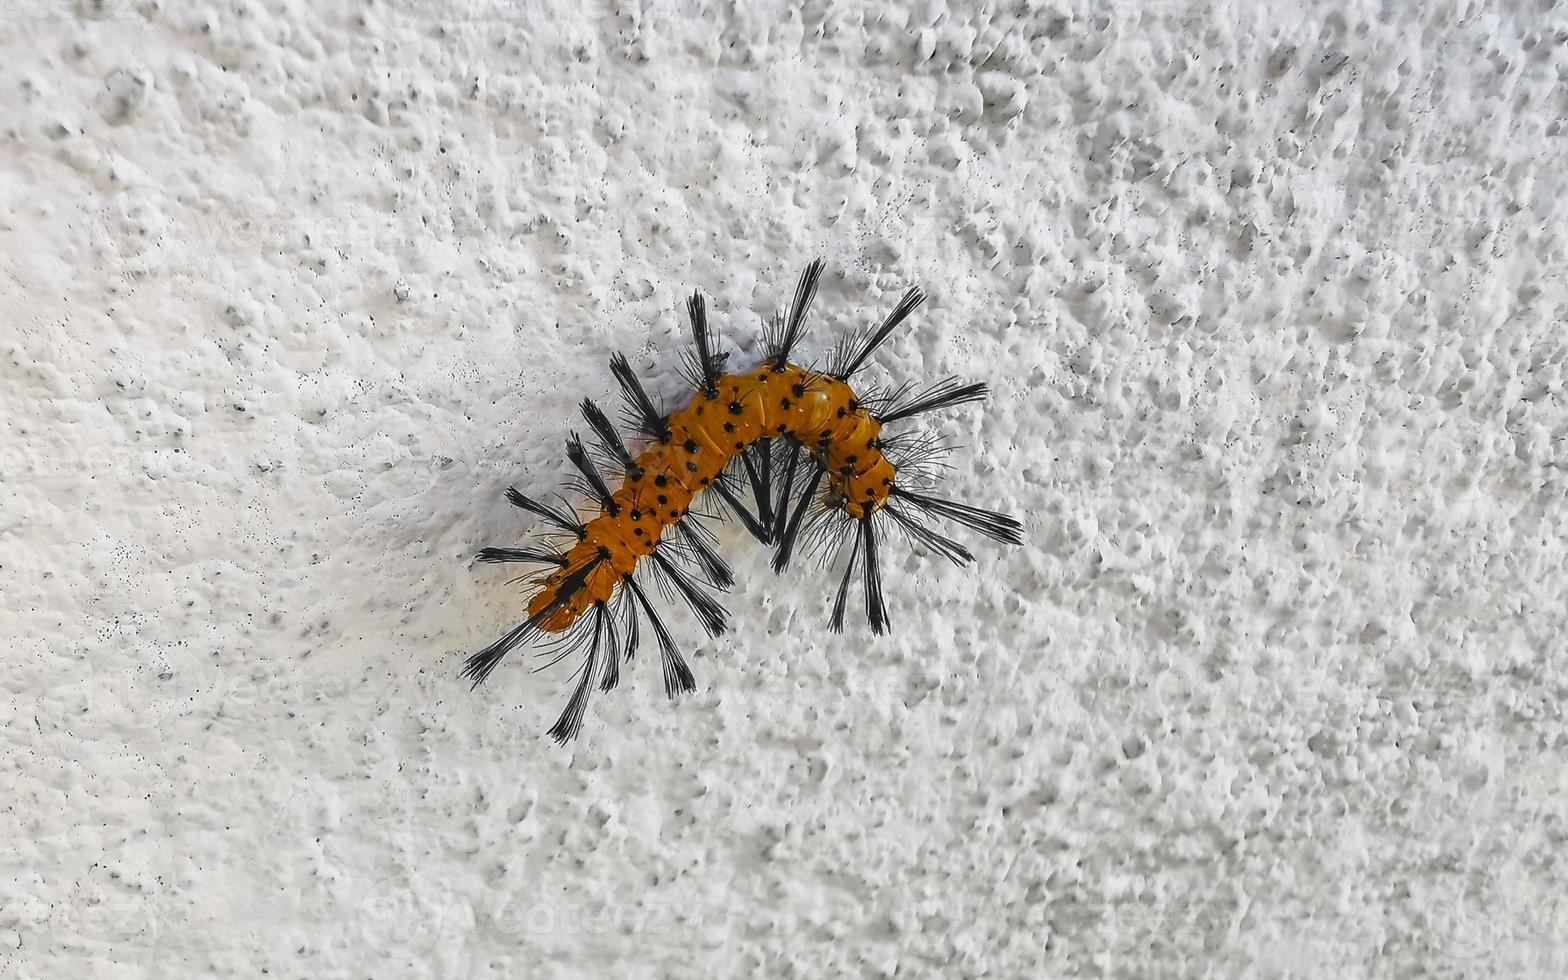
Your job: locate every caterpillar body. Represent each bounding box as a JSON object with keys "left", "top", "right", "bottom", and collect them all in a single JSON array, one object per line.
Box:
[{"left": 466, "top": 261, "right": 1022, "bottom": 742}]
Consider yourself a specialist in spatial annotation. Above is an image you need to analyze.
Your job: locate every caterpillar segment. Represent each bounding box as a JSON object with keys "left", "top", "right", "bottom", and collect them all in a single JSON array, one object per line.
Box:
[{"left": 467, "top": 261, "right": 1022, "bottom": 742}]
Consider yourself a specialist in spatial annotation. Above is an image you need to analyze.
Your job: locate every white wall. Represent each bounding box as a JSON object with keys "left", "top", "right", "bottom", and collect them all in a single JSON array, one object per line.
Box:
[{"left": 3, "top": 1, "right": 1566, "bottom": 977}]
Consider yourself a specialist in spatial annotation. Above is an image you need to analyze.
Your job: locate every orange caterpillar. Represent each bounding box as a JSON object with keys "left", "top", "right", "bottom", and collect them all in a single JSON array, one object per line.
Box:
[{"left": 466, "top": 261, "right": 1022, "bottom": 742}]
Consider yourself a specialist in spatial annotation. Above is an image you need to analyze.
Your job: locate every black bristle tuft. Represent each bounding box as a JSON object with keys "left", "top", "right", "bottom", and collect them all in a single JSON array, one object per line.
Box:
[
  {"left": 862, "top": 516, "right": 889, "bottom": 634},
  {"left": 687, "top": 292, "right": 722, "bottom": 397},
  {"left": 675, "top": 518, "right": 735, "bottom": 589},
  {"left": 828, "top": 525, "right": 863, "bottom": 634},
  {"left": 883, "top": 504, "right": 974, "bottom": 566},
  {"left": 711, "top": 477, "right": 773, "bottom": 543},
  {"left": 474, "top": 546, "right": 568, "bottom": 566},
  {"left": 878, "top": 430, "right": 954, "bottom": 485},
  {"left": 464, "top": 559, "right": 599, "bottom": 687},
  {"left": 625, "top": 577, "right": 697, "bottom": 698},
  {"left": 531, "top": 605, "right": 601, "bottom": 674},
  {"left": 772, "top": 461, "right": 826, "bottom": 574},
  {"left": 581, "top": 398, "right": 641, "bottom": 476},
  {"left": 504, "top": 487, "right": 586, "bottom": 539},
  {"left": 739, "top": 439, "right": 776, "bottom": 533},
  {"left": 462, "top": 618, "right": 541, "bottom": 687},
  {"left": 598, "top": 602, "right": 622, "bottom": 692},
  {"left": 565, "top": 433, "right": 620, "bottom": 515},
  {"left": 890, "top": 486, "right": 1023, "bottom": 545},
  {"left": 875, "top": 378, "right": 989, "bottom": 425},
  {"left": 766, "top": 259, "right": 825, "bottom": 369},
  {"left": 547, "top": 604, "right": 605, "bottom": 743},
  {"left": 608, "top": 352, "right": 671, "bottom": 442},
  {"left": 771, "top": 440, "right": 802, "bottom": 542},
  {"left": 617, "top": 585, "right": 641, "bottom": 663},
  {"left": 831, "top": 285, "right": 926, "bottom": 379},
  {"left": 650, "top": 551, "right": 728, "bottom": 637}
]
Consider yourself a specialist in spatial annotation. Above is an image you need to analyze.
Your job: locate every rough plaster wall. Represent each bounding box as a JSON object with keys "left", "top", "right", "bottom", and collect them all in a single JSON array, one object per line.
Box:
[{"left": 3, "top": 0, "right": 1567, "bottom": 977}]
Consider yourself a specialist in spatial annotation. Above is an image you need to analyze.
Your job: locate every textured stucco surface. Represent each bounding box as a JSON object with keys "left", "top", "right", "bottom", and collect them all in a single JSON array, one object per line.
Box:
[{"left": 4, "top": 1, "right": 1568, "bottom": 977}]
